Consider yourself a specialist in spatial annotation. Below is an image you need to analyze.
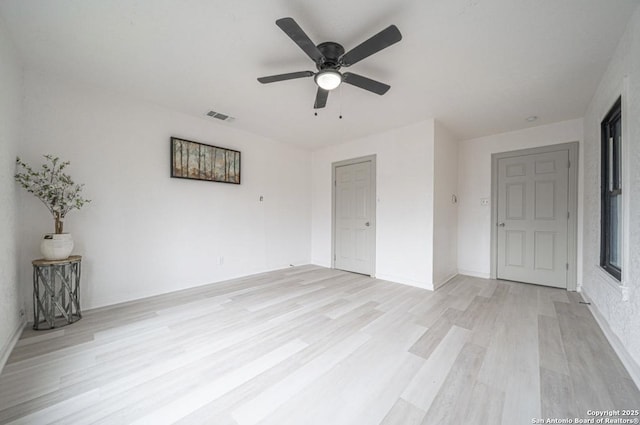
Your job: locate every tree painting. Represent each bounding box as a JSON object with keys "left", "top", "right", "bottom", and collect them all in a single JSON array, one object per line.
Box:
[
  {"left": 173, "top": 139, "right": 183, "bottom": 176},
  {"left": 171, "top": 137, "right": 241, "bottom": 184}
]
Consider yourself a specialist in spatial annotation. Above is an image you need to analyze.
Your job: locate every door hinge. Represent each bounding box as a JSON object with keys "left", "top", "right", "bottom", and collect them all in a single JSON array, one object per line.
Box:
[
  {"left": 568, "top": 160, "right": 571, "bottom": 168},
  {"left": 567, "top": 211, "right": 570, "bottom": 219},
  {"left": 566, "top": 263, "right": 569, "bottom": 270},
  {"left": 334, "top": 180, "right": 337, "bottom": 187}
]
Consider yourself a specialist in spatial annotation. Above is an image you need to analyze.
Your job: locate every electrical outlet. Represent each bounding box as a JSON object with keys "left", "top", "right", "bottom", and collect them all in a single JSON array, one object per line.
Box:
[
  {"left": 480, "top": 198, "right": 490, "bottom": 206},
  {"left": 19, "top": 309, "right": 25, "bottom": 318},
  {"left": 218, "top": 256, "right": 224, "bottom": 266}
]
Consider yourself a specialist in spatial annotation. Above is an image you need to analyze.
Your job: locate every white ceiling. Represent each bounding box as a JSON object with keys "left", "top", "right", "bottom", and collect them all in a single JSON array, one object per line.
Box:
[{"left": 1, "top": 0, "right": 638, "bottom": 149}]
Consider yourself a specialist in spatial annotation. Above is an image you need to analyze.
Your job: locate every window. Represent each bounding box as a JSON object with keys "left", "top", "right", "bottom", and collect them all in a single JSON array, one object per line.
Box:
[{"left": 600, "top": 97, "right": 622, "bottom": 281}]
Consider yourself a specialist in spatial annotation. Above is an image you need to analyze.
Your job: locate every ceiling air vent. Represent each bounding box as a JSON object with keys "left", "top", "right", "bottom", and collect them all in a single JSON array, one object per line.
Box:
[{"left": 207, "top": 110, "right": 235, "bottom": 123}]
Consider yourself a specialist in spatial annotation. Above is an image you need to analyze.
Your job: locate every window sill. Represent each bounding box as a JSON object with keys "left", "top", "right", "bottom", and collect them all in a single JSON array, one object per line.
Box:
[{"left": 594, "top": 265, "right": 629, "bottom": 301}]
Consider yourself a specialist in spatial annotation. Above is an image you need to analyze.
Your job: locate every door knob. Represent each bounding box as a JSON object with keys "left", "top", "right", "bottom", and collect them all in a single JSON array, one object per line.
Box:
[
  {"left": 498, "top": 222, "right": 505, "bottom": 227},
  {"left": 365, "top": 222, "right": 370, "bottom": 227}
]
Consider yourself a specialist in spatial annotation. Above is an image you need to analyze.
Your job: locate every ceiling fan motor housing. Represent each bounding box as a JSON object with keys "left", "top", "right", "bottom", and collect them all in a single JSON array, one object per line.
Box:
[{"left": 316, "top": 42, "right": 345, "bottom": 70}]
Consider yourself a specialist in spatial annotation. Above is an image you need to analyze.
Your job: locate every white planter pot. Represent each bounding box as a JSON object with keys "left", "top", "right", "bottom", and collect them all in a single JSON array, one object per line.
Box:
[{"left": 40, "top": 233, "right": 74, "bottom": 260}]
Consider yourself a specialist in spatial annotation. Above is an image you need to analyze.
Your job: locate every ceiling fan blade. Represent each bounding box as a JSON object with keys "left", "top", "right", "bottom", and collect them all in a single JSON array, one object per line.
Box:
[
  {"left": 340, "top": 25, "right": 402, "bottom": 67},
  {"left": 257, "top": 71, "right": 314, "bottom": 84},
  {"left": 342, "top": 72, "right": 390, "bottom": 95},
  {"left": 276, "top": 17, "right": 325, "bottom": 63},
  {"left": 314, "top": 88, "right": 329, "bottom": 109}
]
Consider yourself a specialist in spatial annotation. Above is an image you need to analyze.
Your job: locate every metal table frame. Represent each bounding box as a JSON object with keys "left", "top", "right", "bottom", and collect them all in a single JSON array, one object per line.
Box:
[{"left": 32, "top": 255, "right": 82, "bottom": 330}]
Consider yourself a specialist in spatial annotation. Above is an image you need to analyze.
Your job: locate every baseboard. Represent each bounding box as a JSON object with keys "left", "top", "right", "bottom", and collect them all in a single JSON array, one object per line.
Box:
[
  {"left": 0, "top": 320, "right": 25, "bottom": 374},
  {"left": 457, "top": 269, "right": 491, "bottom": 279},
  {"left": 433, "top": 273, "right": 458, "bottom": 290},
  {"left": 581, "top": 289, "right": 640, "bottom": 390},
  {"left": 374, "top": 273, "right": 433, "bottom": 291},
  {"left": 85, "top": 263, "right": 314, "bottom": 312}
]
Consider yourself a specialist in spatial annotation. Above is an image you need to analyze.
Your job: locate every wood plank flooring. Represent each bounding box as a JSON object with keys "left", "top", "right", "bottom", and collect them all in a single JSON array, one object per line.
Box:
[{"left": 0, "top": 266, "right": 638, "bottom": 424}]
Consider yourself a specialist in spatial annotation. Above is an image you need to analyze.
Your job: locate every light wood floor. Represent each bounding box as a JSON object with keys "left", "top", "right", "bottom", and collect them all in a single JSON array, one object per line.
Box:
[{"left": 1, "top": 266, "right": 639, "bottom": 425}]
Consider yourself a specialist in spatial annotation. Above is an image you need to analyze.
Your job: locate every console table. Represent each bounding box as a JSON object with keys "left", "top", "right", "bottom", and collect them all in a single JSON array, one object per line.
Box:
[{"left": 32, "top": 255, "right": 82, "bottom": 330}]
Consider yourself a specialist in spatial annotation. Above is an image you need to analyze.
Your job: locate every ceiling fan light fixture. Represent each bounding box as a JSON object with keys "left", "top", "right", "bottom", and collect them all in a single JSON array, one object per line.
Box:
[{"left": 315, "top": 70, "right": 342, "bottom": 90}]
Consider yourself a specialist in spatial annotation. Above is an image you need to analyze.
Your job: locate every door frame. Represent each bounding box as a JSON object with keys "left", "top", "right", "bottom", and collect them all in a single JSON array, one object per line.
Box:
[
  {"left": 490, "top": 142, "right": 579, "bottom": 290},
  {"left": 331, "top": 155, "right": 377, "bottom": 276}
]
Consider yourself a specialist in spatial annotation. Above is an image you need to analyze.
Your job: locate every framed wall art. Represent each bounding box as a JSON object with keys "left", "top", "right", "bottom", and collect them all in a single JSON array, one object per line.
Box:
[{"left": 171, "top": 137, "right": 241, "bottom": 184}]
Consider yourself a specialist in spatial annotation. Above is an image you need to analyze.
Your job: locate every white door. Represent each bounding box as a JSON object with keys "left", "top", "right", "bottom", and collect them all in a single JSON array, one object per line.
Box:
[
  {"left": 497, "top": 149, "right": 569, "bottom": 288},
  {"left": 334, "top": 160, "right": 374, "bottom": 275}
]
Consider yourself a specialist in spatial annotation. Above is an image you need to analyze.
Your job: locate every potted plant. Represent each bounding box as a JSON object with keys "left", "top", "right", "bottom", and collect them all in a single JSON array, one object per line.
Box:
[{"left": 15, "top": 155, "right": 90, "bottom": 260}]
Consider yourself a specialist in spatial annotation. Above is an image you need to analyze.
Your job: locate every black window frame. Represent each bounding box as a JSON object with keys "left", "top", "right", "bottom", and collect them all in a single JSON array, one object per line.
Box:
[{"left": 600, "top": 96, "right": 622, "bottom": 281}]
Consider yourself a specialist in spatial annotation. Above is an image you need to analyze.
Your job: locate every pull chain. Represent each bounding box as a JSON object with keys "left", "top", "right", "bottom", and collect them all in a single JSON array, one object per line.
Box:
[{"left": 339, "top": 85, "right": 343, "bottom": 119}]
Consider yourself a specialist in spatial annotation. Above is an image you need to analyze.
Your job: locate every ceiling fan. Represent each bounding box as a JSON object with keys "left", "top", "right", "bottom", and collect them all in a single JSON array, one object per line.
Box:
[{"left": 257, "top": 17, "right": 402, "bottom": 109}]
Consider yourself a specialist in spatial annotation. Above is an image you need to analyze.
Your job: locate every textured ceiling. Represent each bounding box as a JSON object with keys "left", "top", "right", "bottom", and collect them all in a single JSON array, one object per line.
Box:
[{"left": 1, "top": 0, "right": 638, "bottom": 148}]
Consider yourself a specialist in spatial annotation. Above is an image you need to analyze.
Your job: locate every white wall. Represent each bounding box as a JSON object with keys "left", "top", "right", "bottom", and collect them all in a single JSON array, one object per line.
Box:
[
  {"left": 581, "top": 5, "right": 640, "bottom": 380},
  {"left": 457, "top": 119, "right": 584, "bottom": 279},
  {"left": 17, "top": 69, "right": 311, "bottom": 314},
  {"left": 0, "top": 16, "right": 24, "bottom": 367},
  {"left": 311, "top": 120, "right": 435, "bottom": 289},
  {"left": 433, "top": 121, "right": 459, "bottom": 288}
]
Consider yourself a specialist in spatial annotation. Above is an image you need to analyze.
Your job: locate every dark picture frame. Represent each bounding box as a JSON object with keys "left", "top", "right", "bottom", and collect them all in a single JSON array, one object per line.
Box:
[{"left": 171, "top": 137, "right": 241, "bottom": 184}]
